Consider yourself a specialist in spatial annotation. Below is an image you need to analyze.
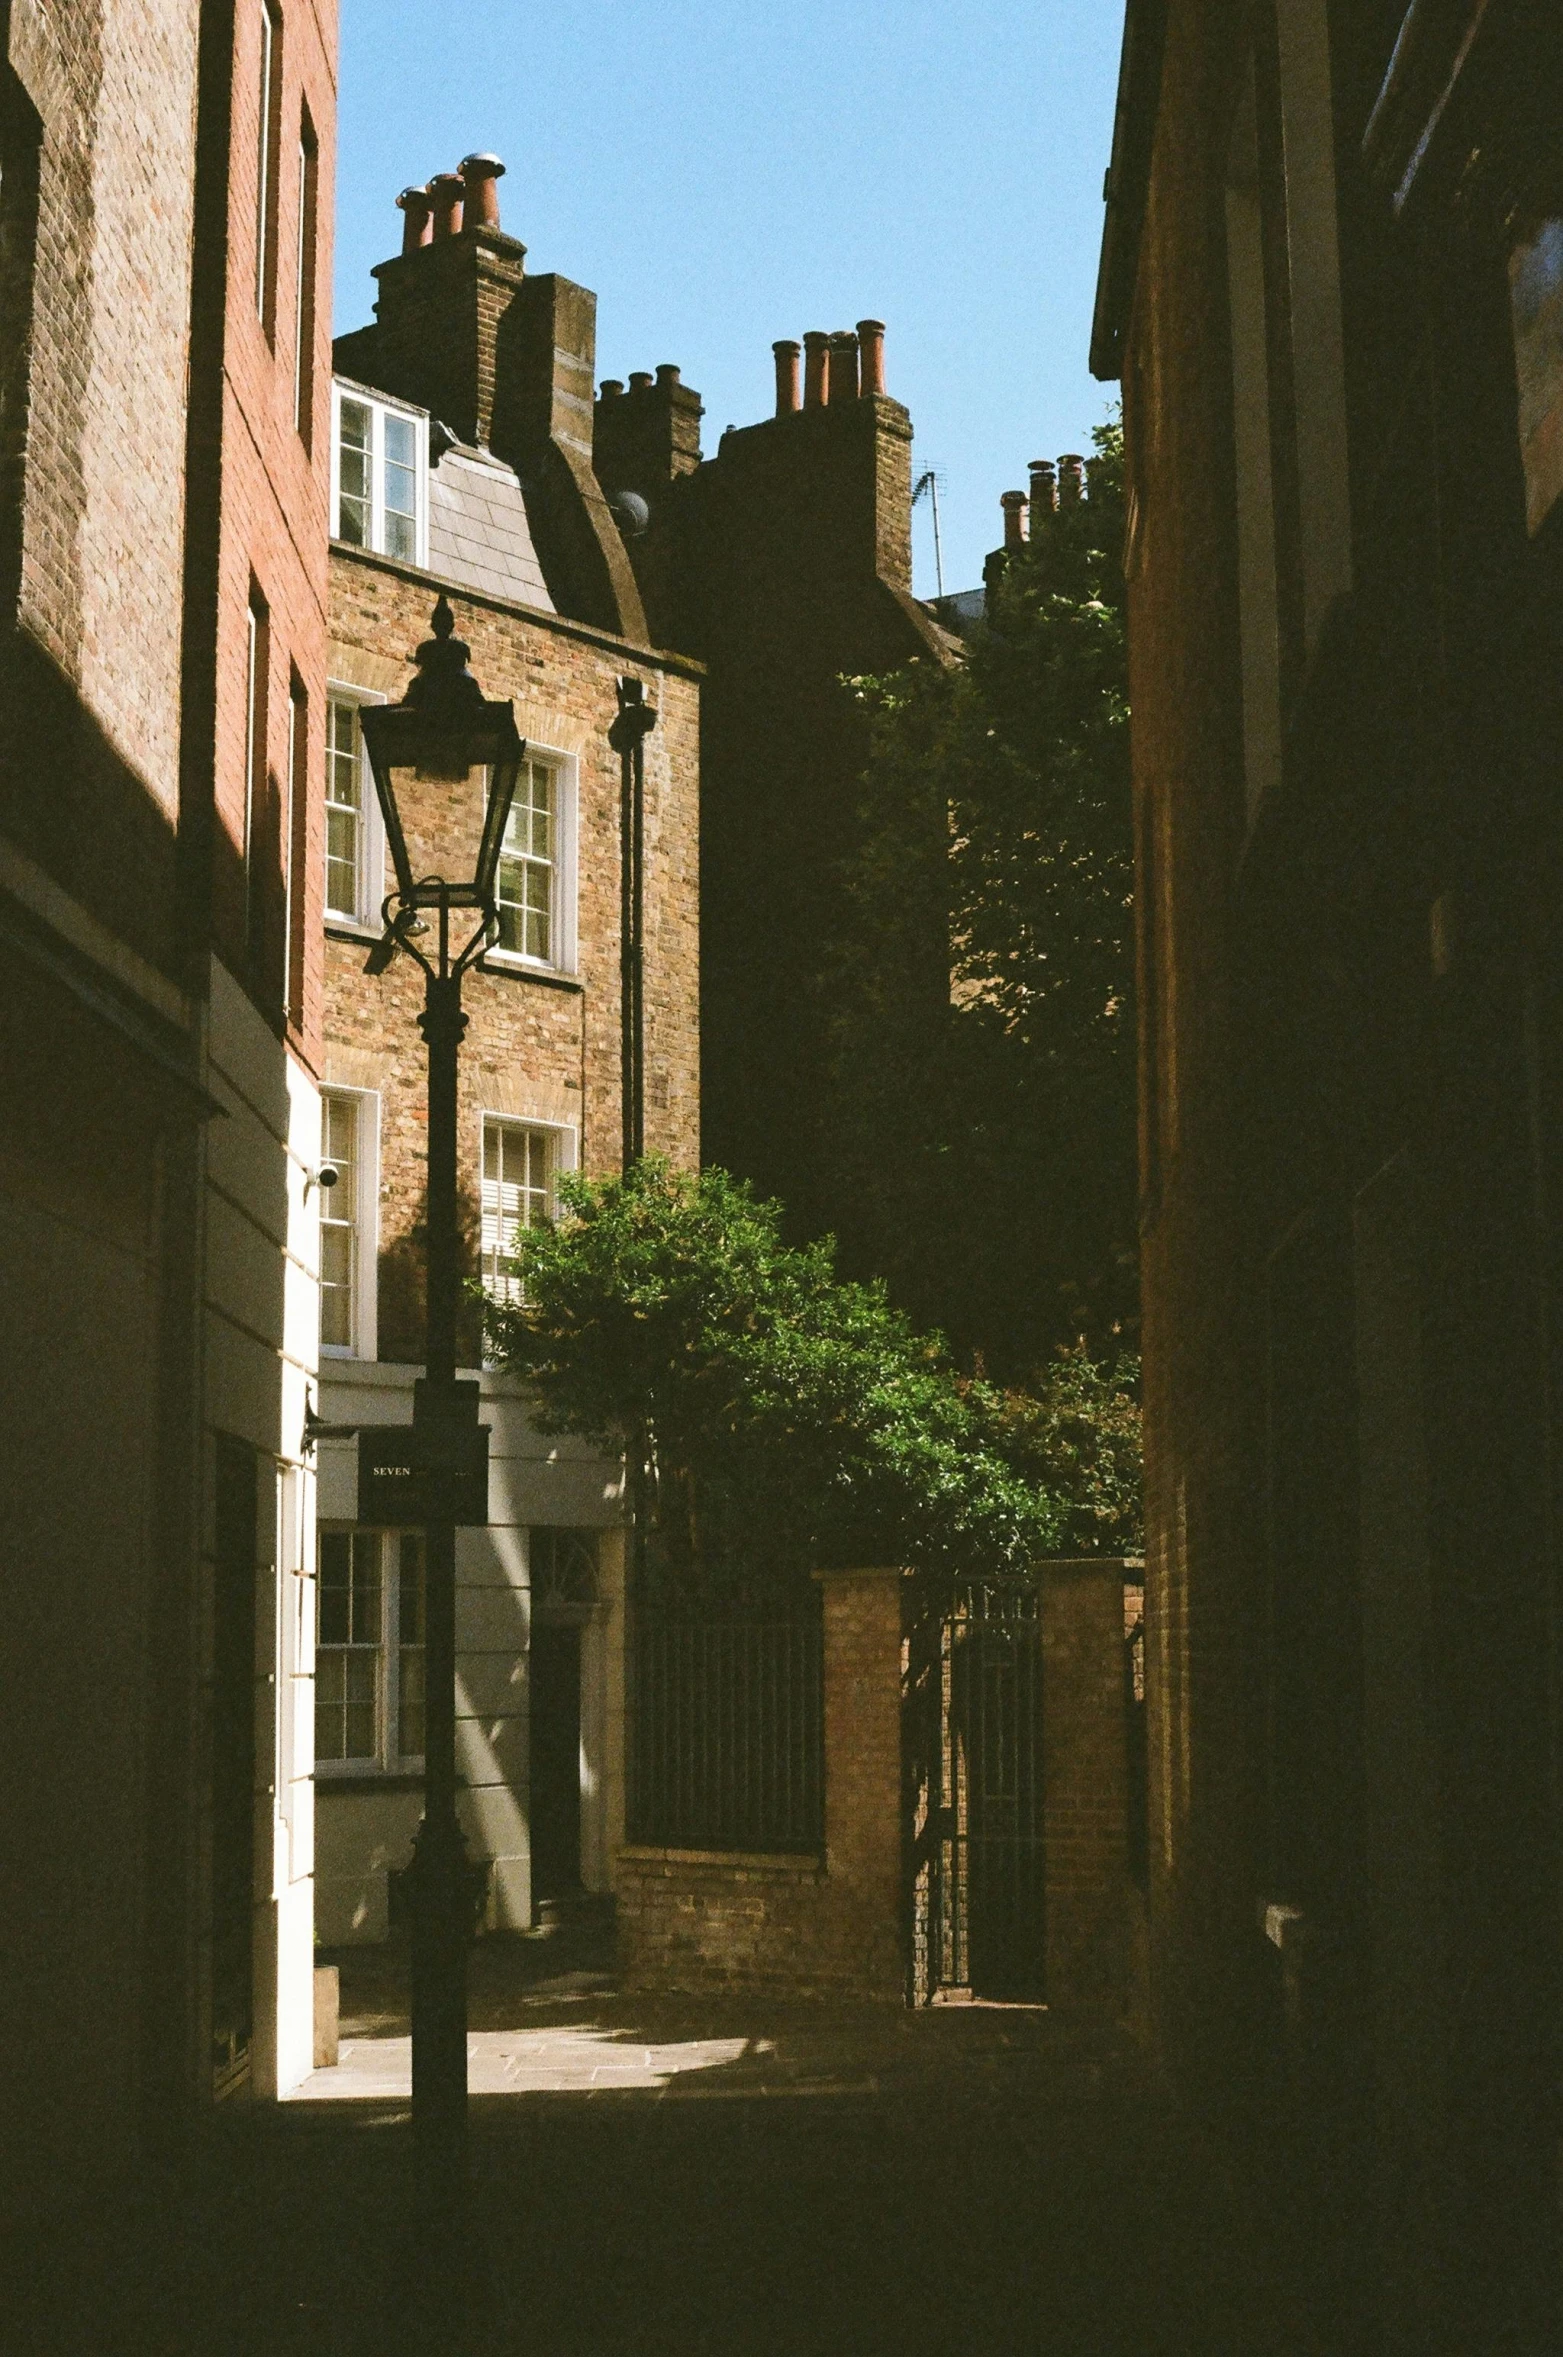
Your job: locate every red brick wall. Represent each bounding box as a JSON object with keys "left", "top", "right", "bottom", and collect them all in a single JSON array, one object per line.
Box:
[
  {"left": 209, "top": 0, "right": 335, "bottom": 1063},
  {"left": 1041, "top": 1560, "right": 1132, "bottom": 2011},
  {"left": 1119, "top": 0, "right": 1266, "bottom": 2077},
  {"left": 2, "top": 0, "right": 207, "bottom": 974},
  {"left": 325, "top": 551, "right": 701, "bottom": 1353}
]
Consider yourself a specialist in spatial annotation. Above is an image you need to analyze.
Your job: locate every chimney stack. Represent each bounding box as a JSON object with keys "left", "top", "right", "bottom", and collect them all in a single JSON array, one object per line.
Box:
[
  {"left": 829, "top": 331, "right": 860, "bottom": 403},
  {"left": 1001, "top": 490, "right": 1029, "bottom": 551},
  {"left": 428, "top": 171, "right": 465, "bottom": 238},
  {"left": 857, "top": 320, "right": 886, "bottom": 396},
  {"left": 1058, "top": 453, "right": 1085, "bottom": 504},
  {"left": 396, "top": 185, "right": 433, "bottom": 253},
  {"left": 458, "top": 152, "right": 505, "bottom": 229},
  {"left": 773, "top": 339, "right": 801, "bottom": 415},
  {"left": 803, "top": 331, "right": 830, "bottom": 407},
  {"left": 1028, "top": 458, "right": 1057, "bottom": 518}
]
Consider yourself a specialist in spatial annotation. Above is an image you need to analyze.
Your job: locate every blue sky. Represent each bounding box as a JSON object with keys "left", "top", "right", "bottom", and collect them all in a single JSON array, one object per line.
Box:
[{"left": 333, "top": 2, "right": 1124, "bottom": 600}]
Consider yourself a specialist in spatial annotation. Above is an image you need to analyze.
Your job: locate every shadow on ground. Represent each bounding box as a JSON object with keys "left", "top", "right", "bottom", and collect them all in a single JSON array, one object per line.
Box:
[{"left": 2, "top": 1934, "right": 1330, "bottom": 2357}]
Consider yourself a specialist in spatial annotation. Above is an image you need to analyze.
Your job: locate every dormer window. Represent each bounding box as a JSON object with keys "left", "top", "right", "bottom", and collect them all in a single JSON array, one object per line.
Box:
[{"left": 331, "top": 379, "right": 428, "bottom": 565}]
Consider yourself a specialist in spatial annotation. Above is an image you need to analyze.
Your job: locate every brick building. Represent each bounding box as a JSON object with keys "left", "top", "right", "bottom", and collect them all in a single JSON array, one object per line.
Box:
[
  {"left": 1093, "top": 1, "right": 1563, "bottom": 2344},
  {"left": 593, "top": 321, "right": 954, "bottom": 1248},
  {"left": 1, "top": 0, "right": 335, "bottom": 2151},
  {"left": 311, "top": 159, "right": 700, "bottom": 1941}
]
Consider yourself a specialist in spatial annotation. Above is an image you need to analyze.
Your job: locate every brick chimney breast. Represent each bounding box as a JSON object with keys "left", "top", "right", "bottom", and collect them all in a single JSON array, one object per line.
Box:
[
  {"left": 429, "top": 172, "right": 465, "bottom": 238},
  {"left": 857, "top": 320, "right": 885, "bottom": 396},
  {"left": 397, "top": 185, "right": 433, "bottom": 254},
  {"left": 458, "top": 153, "right": 505, "bottom": 229}
]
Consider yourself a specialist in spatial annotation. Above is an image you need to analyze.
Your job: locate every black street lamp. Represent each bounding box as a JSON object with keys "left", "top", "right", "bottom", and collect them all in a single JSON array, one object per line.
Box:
[{"left": 359, "top": 595, "right": 524, "bottom": 2208}]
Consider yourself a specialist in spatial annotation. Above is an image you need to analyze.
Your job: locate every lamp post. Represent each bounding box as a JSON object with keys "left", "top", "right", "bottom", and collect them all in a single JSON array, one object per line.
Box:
[{"left": 359, "top": 595, "right": 524, "bottom": 2208}]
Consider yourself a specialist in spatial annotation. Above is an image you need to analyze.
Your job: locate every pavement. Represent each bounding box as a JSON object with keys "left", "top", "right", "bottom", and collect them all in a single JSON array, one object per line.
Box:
[{"left": 4, "top": 1934, "right": 1336, "bottom": 2357}]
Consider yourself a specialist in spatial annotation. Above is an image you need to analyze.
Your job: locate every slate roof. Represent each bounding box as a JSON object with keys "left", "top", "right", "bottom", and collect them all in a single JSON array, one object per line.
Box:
[{"left": 427, "top": 443, "right": 555, "bottom": 612}]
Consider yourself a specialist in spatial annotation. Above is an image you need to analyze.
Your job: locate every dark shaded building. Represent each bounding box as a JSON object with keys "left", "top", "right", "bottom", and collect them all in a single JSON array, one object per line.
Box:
[
  {"left": 2, "top": 0, "right": 337, "bottom": 2147},
  {"left": 595, "top": 326, "right": 953, "bottom": 1243},
  {"left": 1093, "top": 1, "right": 1563, "bottom": 2346}
]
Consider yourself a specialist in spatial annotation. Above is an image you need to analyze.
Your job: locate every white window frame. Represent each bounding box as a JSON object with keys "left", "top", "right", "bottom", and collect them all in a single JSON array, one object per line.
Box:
[
  {"left": 331, "top": 377, "right": 429, "bottom": 567},
  {"left": 318, "top": 1085, "right": 379, "bottom": 1361},
  {"left": 483, "top": 748, "right": 579, "bottom": 978},
  {"left": 323, "top": 682, "right": 388, "bottom": 932},
  {"left": 314, "top": 1526, "right": 426, "bottom": 1778},
  {"left": 478, "top": 1114, "right": 578, "bottom": 1320},
  {"left": 255, "top": 0, "right": 279, "bottom": 326}
]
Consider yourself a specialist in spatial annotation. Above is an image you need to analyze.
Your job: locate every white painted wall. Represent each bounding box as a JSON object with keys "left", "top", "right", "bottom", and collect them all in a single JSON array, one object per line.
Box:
[
  {"left": 201, "top": 958, "right": 318, "bottom": 2098},
  {"left": 314, "top": 1360, "right": 624, "bottom": 1943}
]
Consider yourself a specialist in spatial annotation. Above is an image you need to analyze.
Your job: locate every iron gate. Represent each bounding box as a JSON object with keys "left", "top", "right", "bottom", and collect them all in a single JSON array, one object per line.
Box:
[{"left": 907, "top": 1580, "right": 1046, "bottom": 2003}]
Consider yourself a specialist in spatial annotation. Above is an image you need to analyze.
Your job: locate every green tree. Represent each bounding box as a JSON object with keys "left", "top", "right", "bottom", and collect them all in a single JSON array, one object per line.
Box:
[
  {"left": 483, "top": 1158, "right": 1071, "bottom": 1595},
  {"left": 827, "top": 418, "right": 1136, "bottom": 1379}
]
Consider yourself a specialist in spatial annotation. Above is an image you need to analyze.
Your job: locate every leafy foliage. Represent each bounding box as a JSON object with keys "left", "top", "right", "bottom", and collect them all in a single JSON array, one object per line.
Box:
[
  {"left": 989, "top": 1344, "right": 1143, "bottom": 1559},
  {"left": 827, "top": 417, "right": 1137, "bottom": 1377},
  {"left": 484, "top": 1158, "right": 1072, "bottom": 1592}
]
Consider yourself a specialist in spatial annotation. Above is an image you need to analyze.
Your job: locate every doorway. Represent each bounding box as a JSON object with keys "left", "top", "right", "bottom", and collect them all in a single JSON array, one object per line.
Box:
[
  {"left": 529, "top": 1620, "right": 583, "bottom": 1906},
  {"left": 907, "top": 1581, "right": 1046, "bottom": 2003},
  {"left": 528, "top": 1529, "right": 600, "bottom": 1919}
]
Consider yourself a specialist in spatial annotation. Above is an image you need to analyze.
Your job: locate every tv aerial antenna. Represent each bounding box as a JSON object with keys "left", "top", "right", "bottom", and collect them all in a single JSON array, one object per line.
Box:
[{"left": 913, "top": 467, "right": 947, "bottom": 599}]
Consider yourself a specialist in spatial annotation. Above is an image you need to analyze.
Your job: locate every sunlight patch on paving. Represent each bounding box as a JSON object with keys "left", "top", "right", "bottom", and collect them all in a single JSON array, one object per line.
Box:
[{"left": 286, "top": 2026, "right": 755, "bottom": 2102}]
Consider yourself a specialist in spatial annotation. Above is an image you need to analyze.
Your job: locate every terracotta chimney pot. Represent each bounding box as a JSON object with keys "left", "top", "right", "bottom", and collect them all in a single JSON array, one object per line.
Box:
[
  {"left": 600, "top": 380, "right": 625, "bottom": 399},
  {"left": 1058, "top": 453, "right": 1085, "bottom": 504},
  {"left": 803, "top": 331, "right": 830, "bottom": 407},
  {"left": 773, "top": 339, "right": 802, "bottom": 415},
  {"left": 1001, "top": 489, "right": 1029, "bottom": 551},
  {"left": 428, "top": 172, "right": 465, "bottom": 238},
  {"left": 655, "top": 363, "right": 681, "bottom": 388},
  {"left": 628, "top": 370, "right": 654, "bottom": 392},
  {"left": 458, "top": 153, "right": 505, "bottom": 229},
  {"left": 856, "top": 320, "right": 886, "bottom": 396},
  {"left": 396, "top": 185, "right": 433, "bottom": 253},
  {"left": 1028, "top": 458, "right": 1057, "bottom": 517},
  {"left": 829, "top": 331, "right": 860, "bottom": 402}
]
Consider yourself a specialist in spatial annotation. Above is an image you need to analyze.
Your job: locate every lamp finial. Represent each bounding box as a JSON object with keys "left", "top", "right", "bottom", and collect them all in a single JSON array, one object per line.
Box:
[{"left": 405, "top": 595, "right": 485, "bottom": 720}]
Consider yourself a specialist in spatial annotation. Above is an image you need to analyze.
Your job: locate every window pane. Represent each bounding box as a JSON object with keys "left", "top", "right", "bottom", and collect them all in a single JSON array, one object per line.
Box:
[
  {"left": 316, "top": 1529, "right": 382, "bottom": 1763},
  {"left": 318, "top": 1530, "right": 351, "bottom": 1645},
  {"left": 481, "top": 1121, "right": 554, "bottom": 1303},
  {"left": 320, "top": 1093, "right": 359, "bottom": 1350},
  {"left": 337, "top": 399, "right": 372, "bottom": 544},
  {"left": 383, "top": 413, "right": 417, "bottom": 560},
  {"left": 325, "top": 699, "right": 363, "bottom": 919},
  {"left": 495, "top": 762, "right": 554, "bottom": 961}
]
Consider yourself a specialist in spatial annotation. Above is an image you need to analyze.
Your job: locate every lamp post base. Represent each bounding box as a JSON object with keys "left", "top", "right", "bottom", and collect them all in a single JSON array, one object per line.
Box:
[{"left": 407, "top": 1806, "right": 472, "bottom": 2208}]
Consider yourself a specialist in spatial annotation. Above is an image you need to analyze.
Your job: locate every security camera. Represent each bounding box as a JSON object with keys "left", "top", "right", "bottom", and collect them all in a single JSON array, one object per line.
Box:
[{"left": 315, "top": 1163, "right": 340, "bottom": 1192}]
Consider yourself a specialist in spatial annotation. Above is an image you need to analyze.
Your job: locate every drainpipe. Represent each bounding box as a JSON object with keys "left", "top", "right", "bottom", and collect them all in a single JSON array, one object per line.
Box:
[{"left": 611, "top": 678, "right": 657, "bottom": 1172}]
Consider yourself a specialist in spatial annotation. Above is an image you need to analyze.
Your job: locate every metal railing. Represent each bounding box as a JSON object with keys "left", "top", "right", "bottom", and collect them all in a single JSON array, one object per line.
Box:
[{"left": 628, "top": 1598, "right": 824, "bottom": 1855}]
